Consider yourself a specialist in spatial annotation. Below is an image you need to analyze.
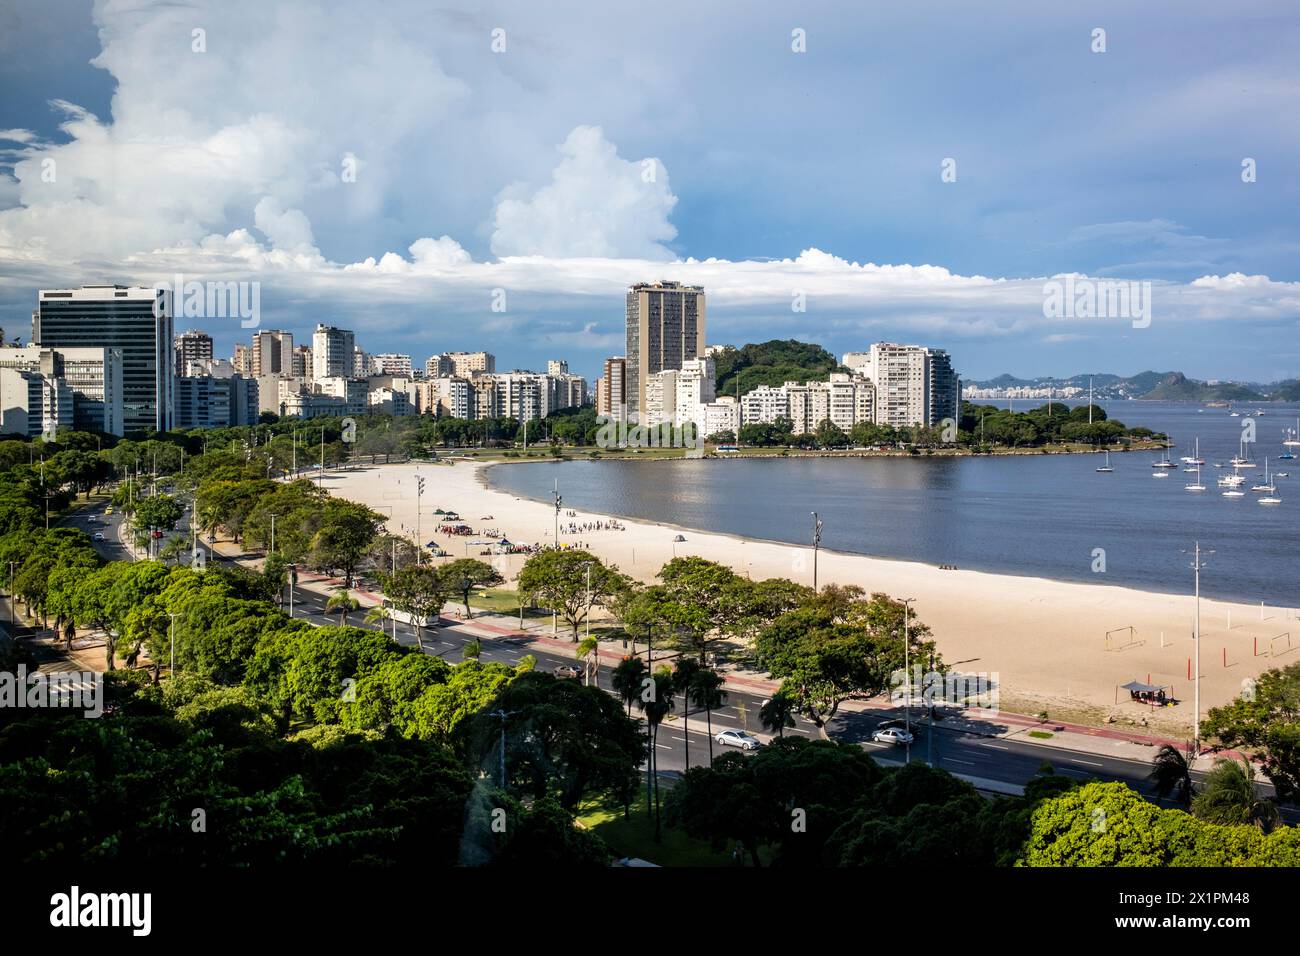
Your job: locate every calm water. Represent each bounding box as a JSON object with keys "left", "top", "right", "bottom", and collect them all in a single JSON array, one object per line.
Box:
[{"left": 487, "top": 402, "right": 1300, "bottom": 605}]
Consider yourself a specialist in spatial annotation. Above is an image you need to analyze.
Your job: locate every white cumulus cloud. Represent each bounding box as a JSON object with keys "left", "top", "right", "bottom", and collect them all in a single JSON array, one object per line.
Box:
[{"left": 490, "top": 125, "right": 677, "bottom": 260}]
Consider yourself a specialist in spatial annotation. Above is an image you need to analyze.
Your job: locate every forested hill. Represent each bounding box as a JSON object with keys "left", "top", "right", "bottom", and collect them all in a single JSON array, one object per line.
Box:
[{"left": 712, "top": 340, "right": 844, "bottom": 396}]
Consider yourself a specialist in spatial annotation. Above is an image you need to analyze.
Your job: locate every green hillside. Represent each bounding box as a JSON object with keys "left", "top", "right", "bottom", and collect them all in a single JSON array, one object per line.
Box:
[
  {"left": 1143, "top": 372, "right": 1264, "bottom": 401},
  {"left": 713, "top": 339, "right": 843, "bottom": 396}
]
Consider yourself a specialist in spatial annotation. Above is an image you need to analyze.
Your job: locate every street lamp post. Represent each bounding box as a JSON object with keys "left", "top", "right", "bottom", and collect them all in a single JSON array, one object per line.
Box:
[
  {"left": 901, "top": 597, "right": 916, "bottom": 764},
  {"left": 488, "top": 709, "right": 517, "bottom": 790},
  {"left": 269, "top": 513, "right": 277, "bottom": 554},
  {"left": 811, "top": 512, "right": 823, "bottom": 591},
  {"left": 584, "top": 561, "right": 593, "bottom": 643}
]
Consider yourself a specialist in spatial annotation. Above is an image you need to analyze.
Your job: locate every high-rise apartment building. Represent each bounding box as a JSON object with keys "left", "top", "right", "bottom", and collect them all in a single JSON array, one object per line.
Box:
[
  {"left": 312, "top": 324, "right": 355, "bottom": 379},
  {"left": 446, "top": 351, "right": 495, "bottom": 378},
  {"left": 372, "top": 353, "right": 413, "bottom": 377},
  {"left": 625, "top": 281, "right": 706, "bottom": 423},
  {"left": 598, "top": 357, "right": 627, "bottom": 421},
  {"left": 33, "top": 285, "right": 173, "bottom": 434},
  {"left": 251, "top": 330, "right": 294, "bottom": 378},
  {"left": 292, "top": 345, "right": 312, "bottom": 379},
  {"left": 425, "top": 353, "right": 453, "bottom": 378},
  {"left": 174, "top": 329, "right": 213, "bottom": 377},
  {"left": 232, "top": 343, "right": 251, "bottom": 375},
  {"left": 846, "top": 343, "right": 960, "bottom": 428}
]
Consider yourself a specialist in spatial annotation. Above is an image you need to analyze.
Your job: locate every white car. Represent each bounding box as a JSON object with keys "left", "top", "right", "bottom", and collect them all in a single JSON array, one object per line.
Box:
[
  {"left": 715, "top": 729, "right": 762, "bottom": 751},
  {"left": 871, "top": 727, "right": 914, "bottom": 746},
  {"left": 92, "top": 532, "right": 105, "bottom": 541}
]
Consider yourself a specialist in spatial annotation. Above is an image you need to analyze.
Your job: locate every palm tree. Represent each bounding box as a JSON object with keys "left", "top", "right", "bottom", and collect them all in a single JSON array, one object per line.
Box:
[
  {"left": 672, "top": 658, "right": 702, "bottom": 772},
  {"left": 1192, "top": 757, "right": 1280, "bottom": 832},
  {"left": 611, "top": 656, "right": 647, "bottom": 716},
  {"left": 365, "top": 603, "right": 404, "bottom": 646},
  {"left": 636, "top": 667, "right": 675, "bottom": 842},
  {"left": 1148, "top": 744, "right": 1195, "bottom": 806},
  {"left": 760, "top": 691, "right": 797, "bottom": 738},
  {"left": 325, "top": 591, "right": 361, "bottom": 626},
  {"left": 576, "top": 636, "right": 600, "bottom": 686},
  {"left": 689, "top": 666, "right": 727, "bottom": 764}
]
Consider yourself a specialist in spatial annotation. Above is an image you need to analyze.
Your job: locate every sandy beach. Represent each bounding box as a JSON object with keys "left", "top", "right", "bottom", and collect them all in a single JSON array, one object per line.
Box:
[{"left": 327, "top": 458, "right": 1296, "bottom": 734}]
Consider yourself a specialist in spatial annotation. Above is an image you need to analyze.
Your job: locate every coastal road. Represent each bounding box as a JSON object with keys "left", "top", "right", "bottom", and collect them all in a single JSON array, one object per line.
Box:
[{"left": 94, "top": 490, "right": 1296, "bottom": 814}]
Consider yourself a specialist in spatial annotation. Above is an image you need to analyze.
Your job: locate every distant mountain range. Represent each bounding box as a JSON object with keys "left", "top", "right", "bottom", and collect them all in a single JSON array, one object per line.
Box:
[{"left": 965, "top": 371, "right": 1300, "bottom": 402}]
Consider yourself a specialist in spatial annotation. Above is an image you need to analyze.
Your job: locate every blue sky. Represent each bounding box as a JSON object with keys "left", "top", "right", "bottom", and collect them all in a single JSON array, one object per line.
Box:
[{"left": 2, "top": 0, "right": 1299, "bottom": 382}]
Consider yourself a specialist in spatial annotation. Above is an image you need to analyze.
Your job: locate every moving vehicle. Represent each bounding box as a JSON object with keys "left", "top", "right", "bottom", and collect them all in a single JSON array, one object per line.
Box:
[
  {"left": 715, "top": 729, "right": 762, "bottom": 751},
  {"left": 871, "top": 727, "right": 915, "bottom": 746},
  {"left": 92, "top": 532, "right": 105, "bottom": 541},
  {"left": 553, "top": 664, "right": 583, "bottom": 680}
]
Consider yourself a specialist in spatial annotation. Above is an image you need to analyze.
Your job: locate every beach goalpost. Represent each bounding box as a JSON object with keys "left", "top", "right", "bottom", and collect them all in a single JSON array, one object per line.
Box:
[
  {"left": 1105, "top": 626, "right": 1138, "bottom": 652},
  {"left": 1269, "top": 632, "right": 1295, "bottom": 658}
]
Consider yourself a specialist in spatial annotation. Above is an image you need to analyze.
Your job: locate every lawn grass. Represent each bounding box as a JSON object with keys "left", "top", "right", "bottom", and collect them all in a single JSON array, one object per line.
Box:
[
  {"left": 576, "top": 790, "right": 739, "bottom": 868},
  {"left": 468, "top": 588, "right": 550, "bottom": 617}
]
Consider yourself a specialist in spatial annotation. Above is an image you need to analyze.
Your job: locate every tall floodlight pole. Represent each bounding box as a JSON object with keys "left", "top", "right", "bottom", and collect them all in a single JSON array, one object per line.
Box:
[
  {"left": 811, "top": 512, "right": 823, "bottom": 591},
  {"left": 318, "top": 426, "right": 325, "bottom": 488},
  {"left": 269, "top": 513, "right": 277, "bottom": 553},
  {"left": 553, "top": 480, "right": 562, "bottom": 551},
  {"left": 1189, "top": 542, "right": 1213, "bottom": 757},
  {"left": 415, "top": 475, "right": 425, "bottom": 565}
]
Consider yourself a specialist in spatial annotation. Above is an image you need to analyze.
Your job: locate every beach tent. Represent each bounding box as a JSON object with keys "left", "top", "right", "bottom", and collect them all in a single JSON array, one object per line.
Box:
[{"left": 1120, "top": 681, "right": 1163, "bottom": 694}]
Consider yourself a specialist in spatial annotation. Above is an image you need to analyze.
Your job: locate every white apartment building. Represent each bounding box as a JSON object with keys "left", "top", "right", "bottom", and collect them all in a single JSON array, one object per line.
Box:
[
  {"left": 740, "top": 385, "right": 790, "bottom": 425},
  {"left": 0, "top": 344, "right": 124, "bottom": 436},
  {"left": 368, "top": 387, "right": 412, "bottom": 417},
  {"left": 644, "top": 369, "right": 677, "bottom": 427},
  {"left": 312, "top": 324, "right": 355, "bottom": 379},
  {"left": 372, "top": 353, "right": 413, "bottom": 377},
  {"left": 844, "top": 343, "right": 960, "bottom": 428},
  {"left": 674, "top": 358, "right": 716, "bottom": 424},
  {"left": 700, "top": 397, "right": 740, "bottom": 438}
]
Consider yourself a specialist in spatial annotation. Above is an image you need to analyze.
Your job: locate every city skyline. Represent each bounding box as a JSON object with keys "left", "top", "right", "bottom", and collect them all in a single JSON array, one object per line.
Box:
[{"left": 1, "top": 2, "right": 1299, "bottom": 380}]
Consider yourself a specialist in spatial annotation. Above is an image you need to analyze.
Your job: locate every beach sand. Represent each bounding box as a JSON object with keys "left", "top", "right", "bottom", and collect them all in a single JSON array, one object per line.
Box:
[{"left": 327, "top": 458, "right": 1294, "bottom": 735}]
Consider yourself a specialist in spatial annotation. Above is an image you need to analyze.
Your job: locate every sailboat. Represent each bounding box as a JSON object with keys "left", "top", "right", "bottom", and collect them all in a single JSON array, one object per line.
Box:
[
  {"left": 1281, "top": 419, "right": 1299, "bottom": 459},
  {"left": 1096, "top": 450, "right": 1113, "bottom": 473},
  {"left": 1185, "top": 463, "right": 1206, "bottom": 492},
  {"left": 1152, "top": 441, "right": 1177, "bottom": 469},
  {"left": 1251, "top": 458, "right": 1276, "bottom": 494},
  {"left": 1230, "top": 438, "right": 1257, "bottom": 469}
]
